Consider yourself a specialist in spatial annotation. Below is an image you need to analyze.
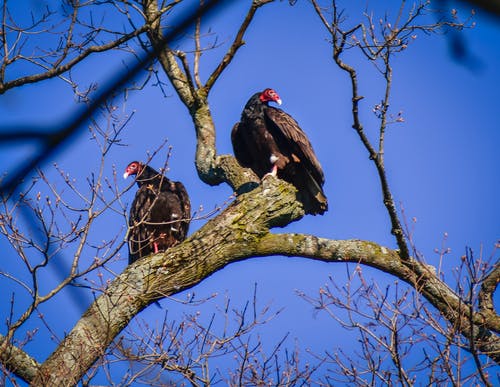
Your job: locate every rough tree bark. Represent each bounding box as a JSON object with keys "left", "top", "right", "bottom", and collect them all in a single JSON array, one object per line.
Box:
[
  {"left": 0, "top": 0, "right": 498, "bottom": 385},
  {"left": 26, "top": 175, "right": 500, "bottom": 384}
]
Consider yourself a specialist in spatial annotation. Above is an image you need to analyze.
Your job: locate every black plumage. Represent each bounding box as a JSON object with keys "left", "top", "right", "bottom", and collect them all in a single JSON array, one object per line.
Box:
[
  {"left": 124, "top": 161, "right": 191, "bottom": 264},
  {"left": 231, "top": 88, "right": 328, "bottom": 215}
]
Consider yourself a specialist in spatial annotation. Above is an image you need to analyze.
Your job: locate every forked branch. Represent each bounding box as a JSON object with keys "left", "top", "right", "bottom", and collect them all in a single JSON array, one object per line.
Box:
[
  {"left": 308, "top": 0, "right": 500, "bottom": 367},
  {"left": 143, "top": 0, "right": 272, "bottom": 188}
]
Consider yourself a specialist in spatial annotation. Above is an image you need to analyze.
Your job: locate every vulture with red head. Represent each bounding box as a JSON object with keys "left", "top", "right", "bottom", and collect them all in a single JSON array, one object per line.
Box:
[
  {"left": 231, "top": 88, "right": 328, "bottom": 215},
  {"left": 124, "top": 161, "right": 191, "bottom": 264}
]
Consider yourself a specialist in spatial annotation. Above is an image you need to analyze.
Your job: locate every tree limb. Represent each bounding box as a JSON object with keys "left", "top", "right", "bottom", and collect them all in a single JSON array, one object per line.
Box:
[
  {"left": 29, "top": 175, "right": 500, "bottom": 384},
  {"left": 30, "top": 176, "right": 302, "bottom": 385},
  {"left": 143, "top": 0, "right": 263, "bottom": 189},
  {"left": 479, "top": 261, "right": 500, "bottom": 314},
  {"left": 0, "top": 334, "right": 40, "bottom": 383},
  {"left": 255, "top": 233, "right": 500, "bottom": 359},
  {"left": 0, "top": 25, "right": 149, "bottom": 95}
]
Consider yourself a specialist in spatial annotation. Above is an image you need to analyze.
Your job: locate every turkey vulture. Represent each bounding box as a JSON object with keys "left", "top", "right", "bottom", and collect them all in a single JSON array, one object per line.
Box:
[
  {"left": 124, "top": 161, "right": 191, "bottom": 264},
  {"left": 231, "top": 88, "right": 328, "bottom": 215}
]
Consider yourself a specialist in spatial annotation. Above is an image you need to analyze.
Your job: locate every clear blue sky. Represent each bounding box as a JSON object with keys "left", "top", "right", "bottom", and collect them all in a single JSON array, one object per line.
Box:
[{"left": 0, "top": 0, "right": 499, "bottom": 383}]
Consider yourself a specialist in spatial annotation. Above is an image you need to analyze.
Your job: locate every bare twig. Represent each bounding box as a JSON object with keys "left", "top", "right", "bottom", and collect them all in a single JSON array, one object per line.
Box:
[{"left": 204, "top": 0, "right": 275, "bottom": 92}]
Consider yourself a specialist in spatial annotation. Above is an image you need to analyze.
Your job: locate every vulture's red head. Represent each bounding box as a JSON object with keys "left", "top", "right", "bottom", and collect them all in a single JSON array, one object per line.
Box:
[
  {"left": 259, "top": 88, "right": 282, "bottom": 106},
  {"left": 123, "top": 161, "right": 142, "bottom": 179}
]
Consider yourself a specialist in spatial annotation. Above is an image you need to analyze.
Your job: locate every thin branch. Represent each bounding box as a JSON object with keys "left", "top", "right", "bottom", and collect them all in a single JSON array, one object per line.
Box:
[
  {"left": 377, "top": 50, "right": 392, "bottom": 161},
  {"left": 0, "top": 0, "right": 228, "bottom": 195},
  {"left": 204, "top": 0, "right": 274, "bottom": 92},
  {"left": 194, "top": 0, "right": 203, "bottom": 89},
  {"left": 313, "top": 1, "right": 413, "bottom": 259},
  {"left": 174, "top": 50, "right": 198, "bottom": 97},
  {"left": 0, "top": 24, "right": 149, "bottom": 95},
  {"left": 310, "top": 0, "right": 334, "bottom": 34}
]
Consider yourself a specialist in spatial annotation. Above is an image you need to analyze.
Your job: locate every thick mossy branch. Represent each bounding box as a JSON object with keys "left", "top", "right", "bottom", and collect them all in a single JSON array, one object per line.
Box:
[
  {"left": 6, "top": 1, "right": 498, "bottom": 385},
  {"left": 0, "top": 335, "right": 40, "bottom": 383},
  {"left": 190, "top": 104, "right": 260, "bottom": 190},
  {"left": 255, "top": 233, "right": 500, "bottom": 361},
  {"left": 30, "top": 177, "right": 302, "bottom": 386},
  {"left": 480, "top": 264, "right": 500, "bottom": 314},
  {"left": 29, "top": 175, "right": 500, "bottom": 384}
]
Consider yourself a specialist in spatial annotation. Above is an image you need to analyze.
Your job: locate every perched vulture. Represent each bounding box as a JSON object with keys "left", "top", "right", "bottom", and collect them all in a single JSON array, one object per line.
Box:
[
  {"left": 231, "top": 88, "right": 328, "bottom": 215},
  {"left": 124, "top": 161, "right": 191, "bottom": 264}
]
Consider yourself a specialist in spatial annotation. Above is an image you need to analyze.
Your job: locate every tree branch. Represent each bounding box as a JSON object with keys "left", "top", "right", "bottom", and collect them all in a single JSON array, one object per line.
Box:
[
  {"left": 257, "top": 233, "right": 500, "bottom": 355},
  {"left": 332, "top": 52, "right": 410, "bottom": 260},
  {"left": 0, "top": 334, "right": 40, "bottom": 383},
  {"left": 31, "top": 177, "right": 303, "bottom": 385},
  {"left": 0, "top": 25, "right": 149, "bottom": 95},
  {"left": 28, "top": 173, "right": 500, "bottom": 384},
  {"left": 204, "top": 0, "right": 274, "bottom": 92},
  {"left": 479, "top": 260, "right": 500, "bottom": 314},
  {"left": 143, "top": 0, "right": 197, "bottom": 109},
  {"left": 319, "top": 1, "right": 411, "bottom": 259},
  {"left": 143, "top": 0, "right": 262, "bottom": 189}
]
